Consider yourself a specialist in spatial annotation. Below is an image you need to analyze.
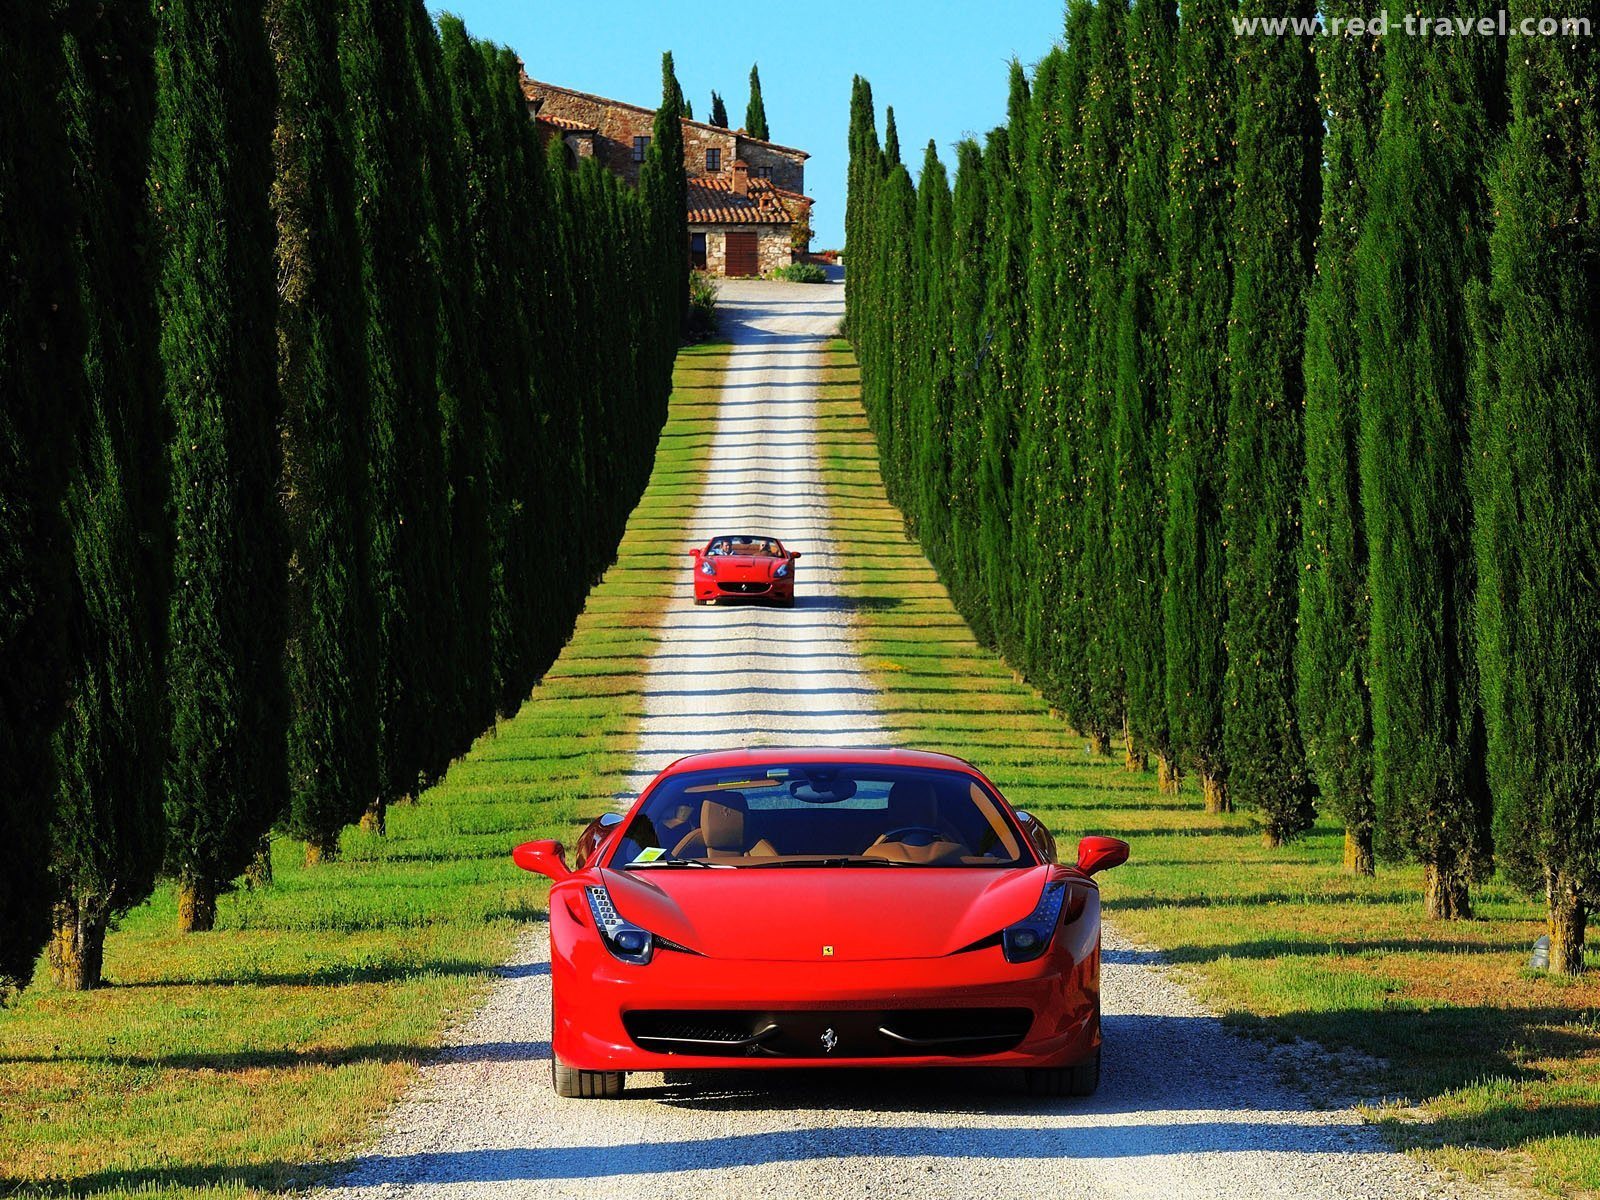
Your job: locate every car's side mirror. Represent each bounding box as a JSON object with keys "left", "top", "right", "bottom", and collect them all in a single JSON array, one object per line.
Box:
[
  {"left": 690, "top": 547, "right": 703, "bottom": 557},
  {"left": 790, "top": 552, "right": 802, "bottom": 560},
  {"left": 1076, "top": 835, "right": 1129, "bottom": 876},
  {"left": 513, "top": 839, "right": 571, "bottom": 881}
]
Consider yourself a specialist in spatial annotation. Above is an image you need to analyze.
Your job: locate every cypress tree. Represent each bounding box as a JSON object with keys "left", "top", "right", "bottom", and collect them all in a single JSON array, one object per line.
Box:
[
  {"left": 154, "top": 0, "right": 287, "bottom": 932},
  {"left": 845, "top": 77, "right": 880, "bottom": 344},
  {"left": 1, "top": 2, "right": 82, "bottom": 993},
  {"left": 1296, "top": 6, "right": 1382, "bottom": 874},
  {"left": 49, "top": 0, "right": 170, "bottom": 987},
  {"left": 1020, "top": 11, "right": 1093, "bottom": 741},
  {"left": 1112, "top": 0, "right": 1177, "bottom": 788},
  {"left": 1221, "top": 0, "right": 1320, "bottom": 846},
  {"left": 946, "top": 137, "right": 990, "bottom": 629},
  {"left": 410, "top": 2, "right": 481, "bottom": 779},
  {"left": 680, "top": 96, "right": 693, "bottom": 121},
  {"left": 1357, "top": 10, "right": 1500, "bottom": 919},
  {"left": 745, "top": 62, "right": 769, "bottom": 141},
  {"left": 873, "top": 165, "right": 919, "bottom": 509},
  {"left": 1163, "top": 0, "right": 1235, "bottom": 813},
  {"left": 1472, "top": 0, "right": 1598, "bottom": 971},
  {"left": 339, "top": 0, "right": 453, "bottom": 823},
  {"left": 979, "top": 65, "right": 1031, "bottom": 662},
  {"left": 911, "top": 141, "right": 954, "bottom": 561},
  {"left": 455, "top": 34, "right": 542, "bottom": 714},
  {"left": 641, "top": 52, "right": 689, "bottom": 345},
  {"left": 883, "top": 106, "right": 901, "bottom": 168},
  {"left": 269, "top": 0, "right": 380, "bottom": 863},
  {"left": 710, "top": 90, "right": 728, "bottom": 128},
  {"left": 1077, "top": 0, "right": 1132, "bottom": 756}
]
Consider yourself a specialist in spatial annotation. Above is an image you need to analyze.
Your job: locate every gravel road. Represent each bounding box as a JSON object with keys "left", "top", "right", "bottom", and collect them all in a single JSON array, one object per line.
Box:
[{"left": 322, "top": 278, "right": 1487, "bottom": 1200}]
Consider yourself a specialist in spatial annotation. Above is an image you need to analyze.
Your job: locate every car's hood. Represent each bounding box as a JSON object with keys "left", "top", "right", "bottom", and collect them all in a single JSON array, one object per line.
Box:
[{"left": 597, "top": 864, "right": 1053, "bottom": 961}]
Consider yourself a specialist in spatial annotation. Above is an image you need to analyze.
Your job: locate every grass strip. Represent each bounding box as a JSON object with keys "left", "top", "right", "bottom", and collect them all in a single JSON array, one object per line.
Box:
[
  {"left": 0, "top": 340, "right": 732, "bottom": 1200},
  {"left": 815, "top": 337, "right": 1600, "bottom": 1198}
]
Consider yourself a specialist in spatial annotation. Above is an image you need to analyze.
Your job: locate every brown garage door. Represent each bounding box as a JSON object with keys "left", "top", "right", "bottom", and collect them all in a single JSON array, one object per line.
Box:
[{"left": 724, "top": 230, "right": 758, "bottom": 277}]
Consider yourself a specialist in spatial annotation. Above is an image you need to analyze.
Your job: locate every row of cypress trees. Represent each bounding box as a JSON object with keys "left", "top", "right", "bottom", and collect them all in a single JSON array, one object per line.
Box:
[
  {"left": 0, "top": 0, "right": 686, "bottom": 995},
  {"left": 847, "top": 0, "right": 1599, "bottom": 973}
]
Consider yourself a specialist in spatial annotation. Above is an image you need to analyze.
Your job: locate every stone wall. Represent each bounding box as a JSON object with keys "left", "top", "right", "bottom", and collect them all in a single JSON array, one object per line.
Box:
[
  {"left": 682, "top": 123, "right": 739, "bottom": 178},
  {"left": 532, "top": 87, "right": 654, "bottom": 184},
  {"left": 692, "top": 225, "right": 794, "bottom": 277},
  {"left": 736, "top": 140, "right": 804, "bottom": 193},
  {"left": 527, "top": 81, "right": 806, "bottom": 195}
]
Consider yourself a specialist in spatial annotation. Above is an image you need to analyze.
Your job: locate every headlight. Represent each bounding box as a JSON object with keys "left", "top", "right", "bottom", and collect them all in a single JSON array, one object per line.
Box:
[
  {"left": 1000, "top": 879, "right": 1083, "bottom": 963},
  {"left": 586, "top": 885, "right": 654, "bottom": 965},
  {"left": 700, "top": 559, "right": 716, "bottom": 576},
  {"left": 773, "top": 561, "right": 790, "bottom": 579}
]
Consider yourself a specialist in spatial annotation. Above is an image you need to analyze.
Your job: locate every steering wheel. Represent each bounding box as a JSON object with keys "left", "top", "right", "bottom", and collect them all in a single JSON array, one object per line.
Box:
[{"left": 874, "top": 825, "right": 948, "bottom": 847}]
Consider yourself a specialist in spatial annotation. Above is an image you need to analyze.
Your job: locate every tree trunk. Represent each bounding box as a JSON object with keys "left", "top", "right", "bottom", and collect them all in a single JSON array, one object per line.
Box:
[
  {"left": 304, "top": 835, "right": 338, "bottom": 866},
  {"left": 1088, "top": 730, "right": 1111, "bottom": 757},
  {"left": 48, "top": 895, "right": 109, "bottom": 991},
  {"left": 1261, "top": 828, "right": 1282, "bottom": 849},
  {"left": 359, "top": 797, "right": 386, "bottom": 835},
  {"left": 244, "top": 836, "right": 273, "bottom": 888},
  {"left": 1156, "top": 753, "right": 1179, "bottom": 795},
  {"left": 1547, "top": 870, "right": 1586, "bottom": 976},
  {"left": 1201, "top": 771, "right": 1230, "bottom": 814},
  {"left": 1122, "top": 719, "right": 1147, "bottom": 772},
  {"left": 1423, "top": 861, "right": 1472, "bottom": 920},
  {"left": 177, "top": 877, "right": 217, "bottom": 933},
  {"left": 1343, "top": 828, "right": 1375, "bottom": 877}
]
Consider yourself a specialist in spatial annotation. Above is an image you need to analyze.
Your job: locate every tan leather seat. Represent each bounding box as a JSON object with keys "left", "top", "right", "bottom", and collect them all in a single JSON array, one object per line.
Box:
[
  {"left": 862, "top": 778, "right": 970, "bottom": 863},
  {"left": 672, "top": 792, "right": 778, "bottom": 859}
]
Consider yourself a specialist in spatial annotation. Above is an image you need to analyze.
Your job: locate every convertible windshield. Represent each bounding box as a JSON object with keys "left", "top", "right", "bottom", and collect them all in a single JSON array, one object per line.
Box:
[
  {"left": 705, "top": 535, "right": 784, "bottom": 557},
  {"left": 611, "top": 763, "right": 1031, "bottom": 868}
]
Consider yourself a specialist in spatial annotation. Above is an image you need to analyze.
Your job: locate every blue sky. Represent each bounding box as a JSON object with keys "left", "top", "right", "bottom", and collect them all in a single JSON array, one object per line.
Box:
[{"left": 427, "top": 1, "right": 1066, "bottom": 247}]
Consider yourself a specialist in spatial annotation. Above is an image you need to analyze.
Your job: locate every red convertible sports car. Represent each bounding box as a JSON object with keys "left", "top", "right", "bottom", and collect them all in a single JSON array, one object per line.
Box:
[
  {"left": 690, "top": 534, "right": 800, "bottom": 606},
  {"left": 512, "top": 747, "right": 1129, "bottom": 1099}
]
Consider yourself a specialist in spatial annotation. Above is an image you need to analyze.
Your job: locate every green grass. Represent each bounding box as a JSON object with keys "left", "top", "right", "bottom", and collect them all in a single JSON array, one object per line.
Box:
[
  {"left": 816, "top": 338, "right": 1600, "bottom": 1198},
  {"left": 0, "top": 340, "right": 733, "bottom": 1200}
]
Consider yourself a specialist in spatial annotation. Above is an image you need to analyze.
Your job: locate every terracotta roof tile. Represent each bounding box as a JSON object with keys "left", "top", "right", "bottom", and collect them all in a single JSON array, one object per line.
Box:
[
  {"left": 685, "top": 176, "right": 811, "bottom": 225},
  {"left": 536, "top": 113, "right": 594, "bottom": 133}
]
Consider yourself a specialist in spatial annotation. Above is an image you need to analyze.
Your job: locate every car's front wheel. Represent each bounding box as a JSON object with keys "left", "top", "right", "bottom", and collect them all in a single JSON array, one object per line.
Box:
[
  {"left": 1023, "top": 1046, "right": 1100, "bottom": 1097},
  {"left": 551, "top": 1054, "right": 625, "bottom": 1099}
]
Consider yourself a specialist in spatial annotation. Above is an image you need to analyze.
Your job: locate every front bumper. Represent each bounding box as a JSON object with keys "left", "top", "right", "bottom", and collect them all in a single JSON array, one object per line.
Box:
[
  {"left": 549, "top": 897, "right": 1101, "bottom": 1071},
  {"left": 693, "top": 575, "right": 793, "bottom": 602}
]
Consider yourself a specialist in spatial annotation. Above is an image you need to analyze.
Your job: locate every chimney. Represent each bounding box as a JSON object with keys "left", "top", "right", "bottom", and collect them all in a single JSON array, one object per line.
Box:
[{"left": 731, "top": 159, "right": 749, "bottom": 197}]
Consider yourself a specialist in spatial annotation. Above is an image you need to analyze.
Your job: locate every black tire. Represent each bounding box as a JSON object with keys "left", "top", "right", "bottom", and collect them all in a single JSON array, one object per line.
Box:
[
  {"left": 778, "top": 593, "right": 795, "bottom": 608},
  {"left": 693, "top": 598, "right": 709, "bottom": 606},
  {"left": 1024, "top": 1047, "right": 1100, "bottom": 1097},
  {"left": 551, "top": 1054, "right": 625, "bottom": 1099}
]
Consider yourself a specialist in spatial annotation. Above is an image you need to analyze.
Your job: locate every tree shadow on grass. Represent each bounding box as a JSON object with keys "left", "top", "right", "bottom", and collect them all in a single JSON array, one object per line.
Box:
[{"left": 0, "top": 1038, "right": 550, "bottom": 1073}]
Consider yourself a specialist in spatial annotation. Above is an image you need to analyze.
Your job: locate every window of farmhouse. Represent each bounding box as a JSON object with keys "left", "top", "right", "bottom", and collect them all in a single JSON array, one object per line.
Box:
[
  {"left": 633, "top": 136, "right": 650, "bottom": 162},
  {"left": 706, "top": 148, "right": 721, "bottom": 172}
]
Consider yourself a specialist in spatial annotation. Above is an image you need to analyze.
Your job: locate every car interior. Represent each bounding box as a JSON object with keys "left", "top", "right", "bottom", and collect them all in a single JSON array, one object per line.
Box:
[{"left": 705, "top": 536, "right": 785, "bottom": 557}]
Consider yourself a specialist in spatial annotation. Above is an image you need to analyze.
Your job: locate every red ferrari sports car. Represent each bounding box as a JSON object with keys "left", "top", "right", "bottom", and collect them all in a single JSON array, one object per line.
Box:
[
  {"left": 512, "top": 747, "right": 1129, "bottom": 1099},
  {"left": 690, "top": 534, "right": 800, "bottom": 606}
]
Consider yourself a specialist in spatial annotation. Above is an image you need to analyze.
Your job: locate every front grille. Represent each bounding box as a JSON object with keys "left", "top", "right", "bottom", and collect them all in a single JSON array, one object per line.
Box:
[
  {"left": 623, "top": 1008, "right": 1033, "bottom": 1059},
  {"left": 717, "top": 581, "right": 771, "bottom": 595}
]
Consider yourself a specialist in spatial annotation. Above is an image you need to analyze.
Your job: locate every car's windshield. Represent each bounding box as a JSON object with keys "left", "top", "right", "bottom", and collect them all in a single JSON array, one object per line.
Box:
[
  {"left": 610, "top": 763, "right": 1031, "bottom": 868},
  {"left": 705, "top": 535, "right": 783, "bottom": 557}
]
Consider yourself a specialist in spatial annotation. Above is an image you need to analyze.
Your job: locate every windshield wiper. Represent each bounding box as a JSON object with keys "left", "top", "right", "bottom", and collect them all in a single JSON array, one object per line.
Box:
[
  {"left": 624, "top": 858, "right": 723, "bottom": 869},
  {"left": 744, "top": 857, "right": 909, "bottom": 868}
]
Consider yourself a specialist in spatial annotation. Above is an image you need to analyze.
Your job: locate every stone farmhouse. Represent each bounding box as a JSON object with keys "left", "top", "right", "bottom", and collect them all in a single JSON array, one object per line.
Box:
[{"left": 520, "top": 74, "right": 812, "bottom": 277}]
